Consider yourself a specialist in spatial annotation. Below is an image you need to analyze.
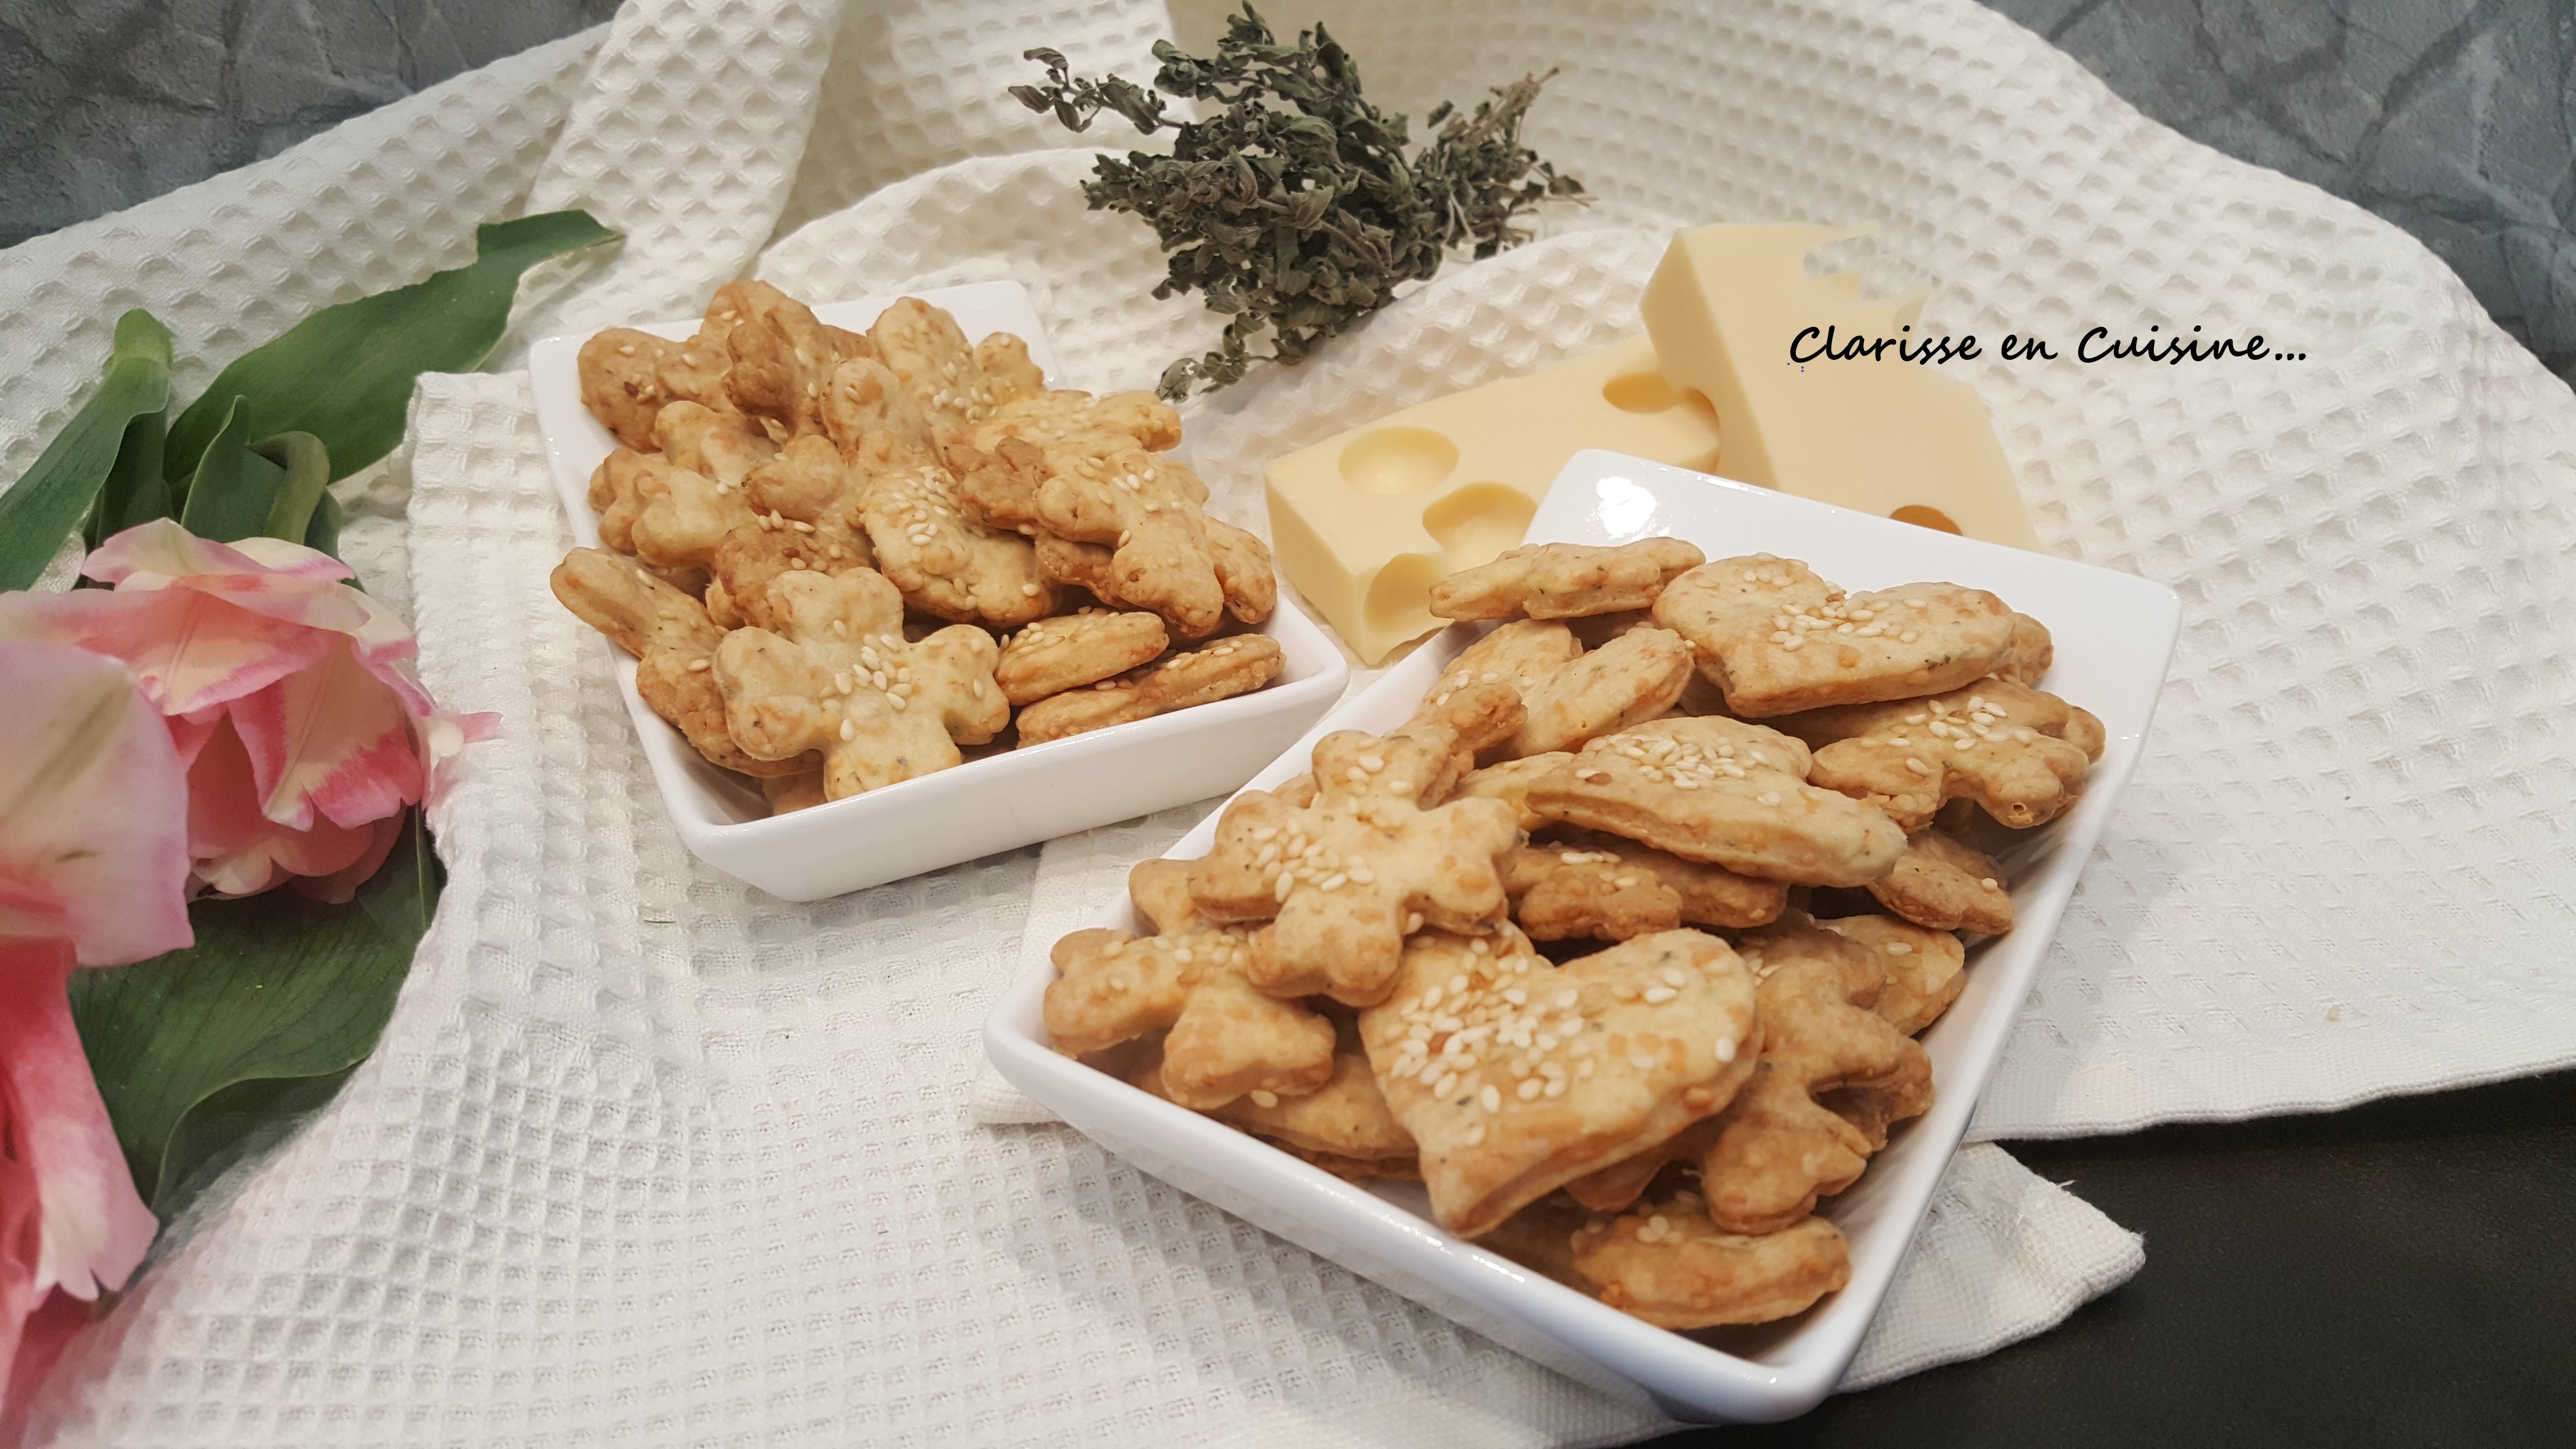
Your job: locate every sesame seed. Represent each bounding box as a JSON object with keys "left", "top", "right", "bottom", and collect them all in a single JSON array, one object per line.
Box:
[
  {"left": 1886, "top": 942, "right": 1913, "bottom": 955},
  {"left": 687, "top": 658, "right": 712, "bottom": 673},
  {"left": 1658, "top": 966, "right": 1688, "bottom": 988},
  {"left": 1479, "top": 1084, "right": 1502, "bottom": 1113},
  {"left": 1249, "top": 1090, "right": 1278, "bottom": 1108},
  {"left": 1981, "top": 877, "right": 2000, "bottom": 889},
  {"left": 839, "top": 720, "right": 855, "bottom": 741},
  {"left": 1516, "top": 1078, "right": 1543, "bottom": 1101},
  {"left": 1643, "top": 986, "right": 1678, "bottom": 1004},
  {"left": 1714, "top": 1034, "right": 1737, "bottom": 1063}
]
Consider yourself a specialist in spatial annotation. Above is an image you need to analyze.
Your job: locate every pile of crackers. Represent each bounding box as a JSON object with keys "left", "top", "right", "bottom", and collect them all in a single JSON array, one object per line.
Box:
[
  {"left": 552, "top": 283, "right": 1283, "bottom": 812},
  {"left": 1045, "top": 538, "right": 2104, "bottom": 1330}
]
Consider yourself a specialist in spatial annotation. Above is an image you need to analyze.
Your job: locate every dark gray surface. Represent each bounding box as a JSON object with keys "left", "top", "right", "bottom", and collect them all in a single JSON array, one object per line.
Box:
[{"left": 0, "top": 0, "right": 615, "bottom": 248}]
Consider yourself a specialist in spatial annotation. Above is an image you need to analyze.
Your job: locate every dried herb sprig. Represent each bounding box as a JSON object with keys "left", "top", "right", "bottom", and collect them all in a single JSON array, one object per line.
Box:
[{"left": 1012, "top": 6, "right": 1586, "bottom": 400}]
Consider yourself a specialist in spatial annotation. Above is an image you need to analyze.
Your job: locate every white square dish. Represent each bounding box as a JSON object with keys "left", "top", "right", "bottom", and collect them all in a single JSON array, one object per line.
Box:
[
  {"left": 983, "top": 450, "right": 2181, "bottom": 1422},
  {"left": 526, "top": 282, "right": 1348, "bottom": 902}
]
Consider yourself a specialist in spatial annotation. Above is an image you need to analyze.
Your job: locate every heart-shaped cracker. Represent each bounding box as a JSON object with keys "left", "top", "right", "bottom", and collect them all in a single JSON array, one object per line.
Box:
[
  {"left": 1188, "top": 685, "right": 1526, "bottom": 1006},
  {"left": 1357, "top": 927, "right": 1761, "bottom": 1238},
  {"left": 1525, "top": 716, "right": 1907, "bottom": 886},
  {"left": 1779, "top": 678, "right": 2107, "bottom": 830},
  {"left": 1651, "top": 555, "right": 2019, "bottom": 717},
  {"left": 1429, "top": 538, "right": 1706, "bottom": 621},
  {"left": 1045, "top": 859, "right": 1334, "bottom": 1110},
  {"left": 712, "top": 566, "right": 1008, "bottom": 800}
]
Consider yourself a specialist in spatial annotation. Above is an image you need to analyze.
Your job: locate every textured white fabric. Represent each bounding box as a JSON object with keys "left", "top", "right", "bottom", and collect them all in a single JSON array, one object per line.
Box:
[{"left": 10, "top": 0, "right": 2576, "bottom": 1439}]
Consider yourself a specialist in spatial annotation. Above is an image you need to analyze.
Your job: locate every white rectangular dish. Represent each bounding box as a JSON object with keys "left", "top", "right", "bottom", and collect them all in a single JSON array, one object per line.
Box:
[
  {"left": 985, "top": 449, "right": 2181, "bottom": 1422},
  {"left": 526, "top": 282, "right": 1348, "bottom": 901}
]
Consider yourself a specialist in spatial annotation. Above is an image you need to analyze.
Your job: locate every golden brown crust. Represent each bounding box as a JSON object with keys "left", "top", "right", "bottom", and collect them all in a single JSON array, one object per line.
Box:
[
  {"left": 711, "top": 567, "right": 1009, "bottom": 800},
  {"left": 1525, "top": 717, "right": 1908, "bottom": 886},
  {"left": 1033, "top": 443, "right": 1231, "bottom": 637},
  {"left": 1570, "top": 1194, "right": 1851, "bottom": 1329},
  {"left": 1697, "top": 915, "right": 1931, "bottom": 1234},
  {"left": 1651, "top": 556, "right": 2018, "bottom": 717},
  {"left": 708, "top": 517, "right": 873, "bottom": 632},
  {"left": 1507, "top": 626, "right": 1696, "bottom": 758},
  {"left": 857, "top": 458, "right": 1056, "bottom": 626},
  {"left": 1865, "top": 829, "right": 2014, "bottom": 935},
  {"left": 1503, "top": 831, "right": 1787, "bottom": 942},
  {"left": 1014, "top": 634, "right": 1283, "bottom": 745},
  {"left": 1780, "top": 679, "right": 2102, "bottom": 831},
  {"left": 1047, "top": 926, "right": 1334, "bottom": 1109},
  {"left": 950, "top": 437, "right": 1051, "bottom": 533},
  {"left": 1452, "top": 754, "right": 1575, "bottom": 831},
  {"left": 1357, "top": 928, "right": 1761, "bottom": 1239},
  {"left": 994, "top": 611, "right": 1172, "bottom": 707},
  {"left": 655, "top": 401, "right": 778, "bottom": 486},
  {"left": 742, "top": 434, "right": 865, "bottom": 525},
  {"left": 1814, "top": 915, "right": 1970, "bottom": 1036},
  {"left": 577, "top": 329, "right": 677, "bottom": 450},
  {"left": 1429, "top": 538, "right": 1707, "bottom": 621},
  {"left": 867, "top": 296, "right": 1048, "bottom": 448},
  {"left": 1212, "top": 1048, "right": 1415, "bottom": 1161},
  {"left": 549, "top": 547, "right": 812, "bottom": 778},
  {"left": 822, "top": 355, "right": 942, "bottom": 469},
  {"left": 626, "top": 455, "right": 757, "bottom": 573}
]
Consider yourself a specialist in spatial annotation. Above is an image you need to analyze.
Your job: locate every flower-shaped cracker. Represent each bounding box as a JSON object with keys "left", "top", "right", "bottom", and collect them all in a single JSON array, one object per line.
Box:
[
  {"left": 1187, "top": 685, "right": 1526, "bottom": 1006},
  {"left": 857, "top": 459, "right": 1056, "bottom": 626},
  {"left": 706, "top": 514, "right": 872, "bottom": 630},
  {"left": 549, "top": 547, "right": 810, "bottom": 778},
  {"left": 867, "top": 296, "right": 1047, "bottom": 446},
  {"left": 723, "top": 284, "right": 864, "bottom": 437},
  {"left": 1525, "top": 717, "right": 1907, "bottom": 886},
  {"left": 1014, "top": 635, "right": 1284, "bottom": 746},
  {"left": 1451, "top": 754, "right": 1574, "bottom": 831},
  {"left": 1428, "top": 538, "right": 1706, "bottom": 621},
  {"left": 822, "top": 355, "right": 942, "bottom": 469},
  {"left": 1694, "top": 914, "right": 1932, "bottom": 1235},
  {"left": 1780, "top": 678, "right": 2106, "bottom": 831},
  {"left": 655, "top": 401, "right": 777, "bottom": 486},
  {"left": 1501, "top": 831, "right": 1787, "bottom": 942},
  {"left": 712, "top": 566, "right": 1008, "bottom": 800},
  {"left": 1506, "top": 627, "right": 1697, "bottom": 759},
  {"left": 577, "top": 329, "right": 678, "bottom": 451},
  {"left": 1045, "top": 859, "right": 1334, "bottom": 1110},
  {"left": 1356, "top": 927, "right": 1761, "bottom": 1238},
  {"left": 627, "top": 454, "right": 757, "bottom": 573},
  {"left": 1033, "top": 443, "right": 1238, "bottom": 637},
  {"left": 1651, "top": 555, "right": 2020, "bottom": 717},
  {"left": 1814, "top": 915, "right": 1970, "bottom": 1038},
  {"left": 970, "top": 389, "right": 1182, "bottom": 457},
  {"left": 1566, "top": 1190, "right": 1851, "bottom": 1329}
]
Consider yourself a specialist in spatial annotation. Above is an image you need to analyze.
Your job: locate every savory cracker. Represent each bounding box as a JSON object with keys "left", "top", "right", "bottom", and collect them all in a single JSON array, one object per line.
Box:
[
  {"left": 627, "top": 456, "right": 757, "bottom": 573},
  {"left": 821, "top": 355, "right": 942, "bottom": 469},
  {"left": 1865, "top": 829, "right": 2014, "bottom": 935},
  {"left": 706, "top": 516, "right": 872, "bottom": 631},
  {"left": 858, "top": 458, "right": 1056, "bottom": 626},
  {"left": 548, "top": 547, "right": 810, "bottom": 778},
  {"left": 866, "top": 297, "right": 1047, "bottom": 445},
  {"left": 577, "top": 329, "right": 678, "bottom": 451},
  {"left": 742, "top": 434, "right": 867, "bottom": 525},
  {"left": 1357, "top": 927, "right": 1760, "bottom": 1239},
  {"left": 950, "top": 437, "right": 1051, "bottom": 533},
  {"left": 654, "top": 401, "right": 777, "bottom": 486},
  {"left": 1781, "top": 679, "right": 2105, "bottom": 831},
  {"left": 712, "top": 566, "right": 1009, "bottom": 800},
  {"left": 1695, "top": 914, "right": 1931, "bottom": 1234},
  {"left": 1568, "top": 1191, "right": 1851, "bottom": 1329},
  {"left": 1033, "top": 442, "right": 1231, "bottom": 637},
  {"left": 969, "top": 388, "right": 1182, "bottom": 455},
  {"left": 1814, "top": 915, "right": 1970, "bottom": 1037},
  {"left": 1651, "top": 555, "right": 2019, "bottom": 717},
  {"left": 1506, "top": 626, "right": 1696, "bottom": 759},
  {"left": 994, "top": 611, "right": 1172, "bottom": 707},
  {"left": 1187, "top": 687, "right": 1526, "bottom": 1005},
  {"left": 1502, "top": 831, "right": 1787, "bottom": 942},
  {"left": 1525, "top": 717, "right": 1907, "bottom": 886},
  {"left": 721, "top": 284, "right": 856, "bottom": 437},
  {"left": 1014, "top": 634, "right": 1283, "bottom": 745},
  {"left": 587, "top": 447, "right": 655, "bottom": 554},
  {"left": 1451, "top": 754, "right": 1574, "bottom": 831},
  {"left": 1429, "top": 538, "right": 1706, "bottom": 621}
]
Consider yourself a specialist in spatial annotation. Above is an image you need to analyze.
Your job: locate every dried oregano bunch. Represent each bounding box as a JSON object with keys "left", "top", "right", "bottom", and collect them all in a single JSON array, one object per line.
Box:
[{"left": 1012, "top": 6, "right": 1587, "bottom": 400}]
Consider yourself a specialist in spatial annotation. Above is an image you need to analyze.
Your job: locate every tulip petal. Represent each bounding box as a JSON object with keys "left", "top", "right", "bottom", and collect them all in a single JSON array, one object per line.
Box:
[
  {"left": 0, "top": 644, "right": 192, "bottom": 965},
  {"left": 0, "top": 938, "right": 157, "bottom": 1306},
  {"left": 183, "top": 717, "right": 385, "bottom": 897},
  {"left": 0, "top": 588, "right": 333, "bottom": 718},
  {"left": 226, "top": 639, "right": 421, "bottom": 832},
  {"left": 81, "top": 518, "right": 348, "bottom": 588}
]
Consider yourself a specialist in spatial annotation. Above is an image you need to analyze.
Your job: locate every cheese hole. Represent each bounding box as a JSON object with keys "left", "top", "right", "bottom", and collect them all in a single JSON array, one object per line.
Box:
[
  {"left": 1422, "top": 484, "right": 1536, "bottom": 571},
  {"left": 1891, "top": 504, "right": 1962, "bottom": 534},
  {"left": 1338, "top": 427, "right": 1459, "bottom": 495},
  {"left": 1366, "top": 552, "right": 1446, "bottom": 639},
  {"left": 1601, "top": 370, "right": 1680, "bottom": 413}
]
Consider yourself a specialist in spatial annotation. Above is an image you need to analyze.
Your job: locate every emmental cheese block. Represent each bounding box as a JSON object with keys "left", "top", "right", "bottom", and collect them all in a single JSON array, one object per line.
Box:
[
  {"left": 1642, "top": 224, "right": 2040, "bottom": 550},
  {"left": 1265, "top": 334, "right": 1721, "bottom": 664}
]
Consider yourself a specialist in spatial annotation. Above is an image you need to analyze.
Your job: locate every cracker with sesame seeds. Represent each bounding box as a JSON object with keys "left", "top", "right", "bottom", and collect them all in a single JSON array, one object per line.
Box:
[
  {"left": 1429, "top": 537, "right": 1708, "bottom": 621},
  {"left": 994, "top": 610, "right": 1170, "bottom": 707},
  {"left": 1993, "top": 612, "right": 2054, "bottom": 685},
  {"left": 867, "top": 296, "right": 1048, "bottom": 447},
  {"left": 969, "top": 388, "right": 1183, "bottom": 457},
  {"left": 587, "top": 447, "right": 656, "bottom": 554},
  {"left": 1779, "top": 678, "right": 2105, "bottom": 831},
  {"left": 1814, "top": 914, "right": 1970, "bottom": 1036},
  {"left": 722, "top": 284, "right": 862, "bottom": 438},
  {"left": 1419, "top": 619, "right": 1582, "bottom": 713},
  {"left": 856, "top": 458, "right": 1058, "bottom": 626},
  {"left": 1650, "top": 555, "right": 2021, "bottom": 717},
  {"left": 1507, "top": 626, "right": 1698, "bottom": 759},
  {"left": 1032, "top": 441, "right": 1243, "bottom": 638},
  {"left": 949, "top": 436, "right": 1051, "bottom": 533},
  {"left": 1355, "top": 927, "right": 1761, "bottom": 1239},
  {"left": 549, "top": 547, "right": 813, "bottom": 779},
  {"left": 1042, "top": 858, "right": 1334, "bottom": 1110},
  {"left": 624, "top": 454, "right": 758, "bottom": 574},
  {"left": 821, "top": 355, "right": 942, "bottom": 470},
  {"left": 1565, "top": 1191, "right": 1851, "bottom": 1329},
  {"left": 1015, "top": 634, "right": 1286, "bottom": 747},
  {"left": 1525, "top": 717, "right": 1908, "bottom": 886},
  {"left": 577, "top": 329, "right": 680, "bottom": 451},
  {"left": 1502, "top": 830, "right": 1788, "bottom": 942},
  {"left": 711, "top": 566, "right": 1008, "bottom": 801},
  {"left": 1186, "top": 687, "right": 1526, "bottom": 1005},
  {"left": 1693, "top": 913, "right": 1932, "bottom": 1235},
  {"left": 742, "top": 434, "right": 867, "bottom": 527},
  {"left": 1863, "top": 828, "right": 2016, "bottom": 935},
  {"left": 706, "top": 516, "right": 873, "bottom": 631}
]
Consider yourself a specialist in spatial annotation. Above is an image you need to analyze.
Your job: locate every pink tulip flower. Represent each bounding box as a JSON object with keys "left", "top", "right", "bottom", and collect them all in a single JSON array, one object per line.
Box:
[
  {"left": 0, "top": 520, "right": 493, "bottom": 902},
  {"left": 0, "top": 641, "right": 191, "bottom": 1413}
]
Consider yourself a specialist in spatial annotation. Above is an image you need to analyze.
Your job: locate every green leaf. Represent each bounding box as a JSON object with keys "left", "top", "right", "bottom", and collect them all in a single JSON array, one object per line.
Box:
[
  {"left": 174, "top": 397, "right": 288, "bottom": 544},
  {"left": 68, "top": 810, "right": 440, "bottom": 1213},
  {"left": 91, "top": 409, "right": 173, "bottom": 547},
  {"left": 165, "top": 210, "right": 621, "bottom": 484},
  {"left": 255, "top": 432, "right": 331, "bottom": 544},
  {"left": 0, "top": 310, "right": 173, "bottom": 589},
  {"left": 303, "top": 488, "right": 345, "bottom": 563}
]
